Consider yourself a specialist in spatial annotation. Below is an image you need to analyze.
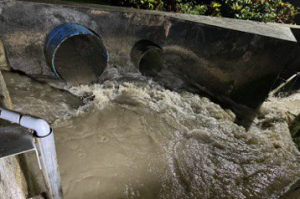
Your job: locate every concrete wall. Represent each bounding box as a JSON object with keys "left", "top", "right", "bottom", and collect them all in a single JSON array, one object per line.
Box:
[
  {"left": 0, "top": 0, "right": 299, "bottom": 114},
  {"left": 0, "top": 41, "right": 27, "bottom": 199},
  {"left": 0, "top": 158, "right": 27, "bottom": 199}
]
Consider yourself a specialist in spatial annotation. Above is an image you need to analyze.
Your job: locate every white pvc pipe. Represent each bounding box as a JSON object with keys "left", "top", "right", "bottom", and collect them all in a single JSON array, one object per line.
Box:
[
  {"left": 0, "top": 107, "right": 62, "bottom": 199},
  {"left": 35, "top": 133, "right": 62, "bottom": 199},
  {"left": 0, "top": 108, "right": 20, "bottom": 123},
  {"left": 20, "top": 116, "right": 51, "bottom": 137},
  {"left": 0, "top": 108, "right": 51, "bottom": 137}
]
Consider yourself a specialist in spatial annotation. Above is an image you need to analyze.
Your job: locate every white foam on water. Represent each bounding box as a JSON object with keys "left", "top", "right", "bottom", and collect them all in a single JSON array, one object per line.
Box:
[{"left": 4, "top": 69, "right": 300, "bottom": 199}]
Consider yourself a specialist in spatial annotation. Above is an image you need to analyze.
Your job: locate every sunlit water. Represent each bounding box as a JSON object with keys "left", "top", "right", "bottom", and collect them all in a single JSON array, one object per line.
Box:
[{"left": 3, "top": 69, "right": 300, "bottom": 199}]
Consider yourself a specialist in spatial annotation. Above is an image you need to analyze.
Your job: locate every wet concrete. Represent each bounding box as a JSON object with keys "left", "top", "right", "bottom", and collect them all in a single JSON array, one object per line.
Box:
[{"left": 0, "top": 0, "right": 299, "bottom": 111}]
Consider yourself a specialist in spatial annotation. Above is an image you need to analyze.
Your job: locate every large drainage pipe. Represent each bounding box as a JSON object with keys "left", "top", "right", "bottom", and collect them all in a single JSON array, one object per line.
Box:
[
  {"left": 0, "top": 108, "right": 62, "bottom": 199},
  {"left": 45, "top": 23, "right": 109, "bottom": 85}
]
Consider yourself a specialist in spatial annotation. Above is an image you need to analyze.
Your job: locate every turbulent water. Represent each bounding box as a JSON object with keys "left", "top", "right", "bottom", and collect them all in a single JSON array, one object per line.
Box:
[{"left": 3, "top": 69, "right": 300, "bottom": 199}]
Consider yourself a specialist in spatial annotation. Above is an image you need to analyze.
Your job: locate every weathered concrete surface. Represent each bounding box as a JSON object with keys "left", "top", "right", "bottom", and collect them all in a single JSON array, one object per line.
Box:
[
  {"left": 0, "top": 0, "right": 299, "bottom": 112},
  {"left": 0, "top": 46, "right": 27, "bottom": 198},
  {"left": 272, "top": 25, "right": 300, "bottom": 92},
  {"left": 0, "top": 40, "right": 10, "bottom": 71},
  {"left": 0, "top": 157, "right": 27, "bottom": 199}
]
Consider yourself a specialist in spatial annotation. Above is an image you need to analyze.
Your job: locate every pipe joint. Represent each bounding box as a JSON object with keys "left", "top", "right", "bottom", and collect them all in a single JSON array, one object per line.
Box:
[
  {"left": 20, "top": 116, "right": 51, "bottom": 137},
  {"left": 0, "top": 108, "right": 51, "bottom": 137}
]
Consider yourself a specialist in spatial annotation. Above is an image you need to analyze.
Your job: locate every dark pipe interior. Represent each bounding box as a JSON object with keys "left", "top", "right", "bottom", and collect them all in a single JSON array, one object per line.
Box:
[
  {"left": 139, "top": 48, "right": 164, "bottom": 77},
  {"left": 54, "top": 34, "right": 107, "bottom": 85},
  {"left": 131, "top": 40, "right": 164, "bottom": 77}
]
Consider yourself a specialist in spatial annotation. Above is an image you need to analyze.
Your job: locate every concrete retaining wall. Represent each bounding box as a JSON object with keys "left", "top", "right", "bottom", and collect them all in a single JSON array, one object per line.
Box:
[{"left": 0, "top": 0, "right": 299, "bottom": 113}]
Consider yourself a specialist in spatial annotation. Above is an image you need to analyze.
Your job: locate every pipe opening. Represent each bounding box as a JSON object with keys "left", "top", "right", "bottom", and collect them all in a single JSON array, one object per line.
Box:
[
  {"left": 131, "top": 40, "right": 164, "bottom": 77},
  {"left": 45, "top": 23, "right": 108, "bottom": 85}
]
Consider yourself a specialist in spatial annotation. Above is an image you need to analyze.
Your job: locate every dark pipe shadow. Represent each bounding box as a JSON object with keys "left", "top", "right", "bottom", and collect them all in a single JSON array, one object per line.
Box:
[{"left": 132, "top": 44, "right": 261, "bottom": 129}]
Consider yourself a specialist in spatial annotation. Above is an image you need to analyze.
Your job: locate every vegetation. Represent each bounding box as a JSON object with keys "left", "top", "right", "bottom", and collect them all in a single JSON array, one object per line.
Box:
[
  {"left": 64, "top": 0, "right": 299, "bottom": 24},
  {"left": 177, "top": 0, "right": 299, "bottom": 23}
]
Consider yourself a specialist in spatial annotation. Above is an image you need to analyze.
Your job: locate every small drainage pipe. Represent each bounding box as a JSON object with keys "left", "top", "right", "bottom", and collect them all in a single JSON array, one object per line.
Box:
[
  {"left": 0, "top": 108, "right": 62, "bottom": 199},
  {"left": 131, "top": 40, "right": 164, "bottom": 77}
]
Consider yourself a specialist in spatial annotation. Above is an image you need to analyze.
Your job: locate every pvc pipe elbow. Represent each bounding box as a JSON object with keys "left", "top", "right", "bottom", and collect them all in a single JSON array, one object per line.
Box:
[
  {"left": 0, "top": 108, "right": 51, "bottom": 137},
  {"left": 20, "top": 116, "right": 51, "bottom": 137}
]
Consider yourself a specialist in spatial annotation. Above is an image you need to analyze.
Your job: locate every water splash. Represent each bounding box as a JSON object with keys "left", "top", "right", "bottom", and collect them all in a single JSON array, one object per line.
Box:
[{"left": 4, "top": 69, "right": 300, "bottom": 199}]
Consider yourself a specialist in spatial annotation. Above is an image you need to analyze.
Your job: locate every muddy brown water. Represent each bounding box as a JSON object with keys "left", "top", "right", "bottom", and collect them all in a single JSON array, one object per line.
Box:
[{"left": 3, "top": 69, "right": 300, "bottom": 199}]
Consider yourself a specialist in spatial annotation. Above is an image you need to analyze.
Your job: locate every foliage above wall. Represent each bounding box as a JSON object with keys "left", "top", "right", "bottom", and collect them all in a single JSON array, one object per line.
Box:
[
  {"left": 176, "top": 0, "right": 298, "bottom": 23},
  {"left": 64, "top": 0, "right": 299, "bottom": 24}
]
